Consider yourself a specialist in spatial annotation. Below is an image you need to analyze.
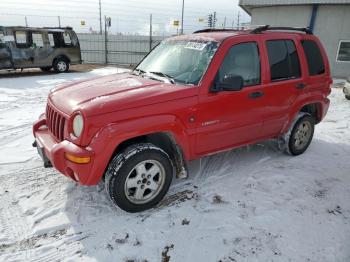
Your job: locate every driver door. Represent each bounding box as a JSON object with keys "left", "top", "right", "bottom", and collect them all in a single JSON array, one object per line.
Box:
[{"left": 195, "top": 40, "right": 266, "bottom": 155}]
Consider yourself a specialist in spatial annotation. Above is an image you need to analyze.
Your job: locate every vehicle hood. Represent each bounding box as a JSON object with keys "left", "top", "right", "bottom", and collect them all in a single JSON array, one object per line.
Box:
[{"left": 49, "top": 73, "right": 197, "bottom": 116}]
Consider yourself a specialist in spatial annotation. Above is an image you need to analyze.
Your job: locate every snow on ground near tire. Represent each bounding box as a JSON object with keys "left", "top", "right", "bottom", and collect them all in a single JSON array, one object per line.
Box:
[{"left": 0, "top": 69, "right": 349, "bottom": 262}]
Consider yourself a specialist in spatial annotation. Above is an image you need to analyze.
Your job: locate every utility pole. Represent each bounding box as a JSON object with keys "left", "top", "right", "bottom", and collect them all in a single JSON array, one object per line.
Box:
[
  {"left": 104, "top": 16, "right": 108, "bottom": 64},
  {"left": 149, "top": 14, "right": 153, "bottom": 51},
  {"left": 99, "top": 0, "right": 102, "bottom": 34},
  {"left": 223, "top": 16, "right": 227, "bottom": 29},
  {"left": 25, "top": 16, "right": 28, "bottom": 27},
  {"left": 237, "top": 11, "right": 240, "bottom": 29},
  {"left": 208, "top": 13, "right": 213, "bottom": 28},
  {"left": 180, "top": 0, "right": 184, "bottom": 34},
  {"left": 58, "top": 16, "right": 61, "bottom": 27}
]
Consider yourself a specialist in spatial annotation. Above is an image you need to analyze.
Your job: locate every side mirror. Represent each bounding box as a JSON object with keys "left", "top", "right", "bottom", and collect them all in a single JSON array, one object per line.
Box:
[
  {"left": 210, "top": 75, "right": 244, "bottom": 93},
  {"left": 220, "top": 75, "right": 244, "bottom": 91}
]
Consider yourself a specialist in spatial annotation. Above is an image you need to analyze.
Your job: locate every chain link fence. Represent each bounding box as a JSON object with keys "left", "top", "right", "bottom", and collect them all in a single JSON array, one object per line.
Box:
[{"left": 77, "top": 33, "right": 166, "bottom": 66}]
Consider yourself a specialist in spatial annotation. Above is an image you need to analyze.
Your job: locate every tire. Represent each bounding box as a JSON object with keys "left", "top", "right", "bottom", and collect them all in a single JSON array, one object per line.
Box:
[
  {"left": 53, "top": 58, "right": 69, "bottom": 73},
  {"left": 40, "top": 67, "right": 52, "bottom": 72},
  {"left": 105, "top": 143, "right": 173, "bottom": 213},
  {"left": 346, "top": 95, "right": 350, "bottom": 101},
  {"left": 288, "top": 115, "right": 315, "bottom": 156}
]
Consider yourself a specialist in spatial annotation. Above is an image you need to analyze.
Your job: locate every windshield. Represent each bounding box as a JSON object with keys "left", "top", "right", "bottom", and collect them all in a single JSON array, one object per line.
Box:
[{"left": 135, "top": 40, "right": 219, "bottom": 85}]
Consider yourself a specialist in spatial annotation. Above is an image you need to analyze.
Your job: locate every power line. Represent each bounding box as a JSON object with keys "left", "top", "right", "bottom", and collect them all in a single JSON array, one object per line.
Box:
[
  {"left": 0, "top": 0, "right": 243, "bottom": 18},
  {"left": 0, "top": 0, "right": 249, "bottom": 34}
]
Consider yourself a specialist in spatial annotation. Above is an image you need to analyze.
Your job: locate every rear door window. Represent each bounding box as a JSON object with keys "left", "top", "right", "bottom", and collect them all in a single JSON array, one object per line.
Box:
[
  {"left": 286, "top": 40, "right": 301, "bottom": 78},
  {"left": 48, "top": 33, "right": 55, "bottom": 47},
  {"left": 31, "top": 33, "right": 44, "bottom": 48},
  {"left": 301, "top": 40, "right": 325, "bottom": 76},
  {"left": 266, "top": 39, "right": 301, "bottom": 81},
  {"left": 15, "top": 31, "right": 30, "bottom": 48}
]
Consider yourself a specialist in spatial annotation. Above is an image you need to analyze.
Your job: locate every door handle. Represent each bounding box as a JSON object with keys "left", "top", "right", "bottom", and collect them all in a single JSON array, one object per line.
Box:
[
  {"left": 248, "top": 91, "right": 264, "bottom": 99},
  {"left": 296, "top": 83, "right": 306, "bottom": 89}
]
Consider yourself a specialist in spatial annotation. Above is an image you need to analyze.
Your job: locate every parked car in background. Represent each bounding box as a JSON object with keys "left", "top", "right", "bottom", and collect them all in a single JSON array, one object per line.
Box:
[
  {"left": 343, "top": 77, "right": 350, "bottom": 100},
  {"left": 33, "top": 26, "right": 332, "bottom": 212},
  {"left": 0, "top": 26, "right": 81, "bottom": 72}
]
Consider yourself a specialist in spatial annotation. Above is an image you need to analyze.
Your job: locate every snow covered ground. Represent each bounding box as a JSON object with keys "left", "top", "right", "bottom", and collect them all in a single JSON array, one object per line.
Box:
[{"left": 0, "top": 68, "right": 349, "bottom": 262}]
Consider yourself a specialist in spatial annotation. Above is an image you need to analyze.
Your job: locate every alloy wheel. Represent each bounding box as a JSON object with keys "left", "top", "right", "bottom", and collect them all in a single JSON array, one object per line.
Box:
[
  {"left": 293, "top": 120, "right": 312, "bottom": 150},
  {"left": 124, "top": 160, "right": 165, "bottom": 204}
]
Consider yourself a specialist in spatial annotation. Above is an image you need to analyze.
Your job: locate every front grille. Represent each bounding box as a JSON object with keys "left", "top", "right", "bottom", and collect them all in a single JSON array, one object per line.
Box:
[{"left": 46, "top": 104, "right": 66, "bottom": 142}]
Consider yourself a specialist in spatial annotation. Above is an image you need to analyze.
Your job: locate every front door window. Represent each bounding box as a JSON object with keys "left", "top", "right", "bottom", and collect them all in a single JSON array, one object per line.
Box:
[{"left": 217, "top": 42, "right": 261, "bottom": 87}]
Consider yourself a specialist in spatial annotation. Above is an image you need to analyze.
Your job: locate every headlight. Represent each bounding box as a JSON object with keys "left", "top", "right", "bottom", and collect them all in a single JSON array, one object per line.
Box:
[{"left": 72, "top": 114, "right": 84, "bottom": 137}]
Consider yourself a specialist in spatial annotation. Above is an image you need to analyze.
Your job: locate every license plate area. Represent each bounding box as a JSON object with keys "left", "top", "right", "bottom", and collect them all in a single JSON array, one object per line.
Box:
[{"left": 35, "top": 139, "right": 52, "bottom": 168}]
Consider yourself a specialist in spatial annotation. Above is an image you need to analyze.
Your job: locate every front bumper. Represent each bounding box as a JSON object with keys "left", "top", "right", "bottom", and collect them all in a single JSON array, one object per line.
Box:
[{"left": 33, "top": 118, "right": 101, "bottom": 185}]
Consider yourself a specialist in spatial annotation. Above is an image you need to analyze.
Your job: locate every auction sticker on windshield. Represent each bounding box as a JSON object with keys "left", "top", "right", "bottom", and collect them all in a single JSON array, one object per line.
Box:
[{"left": 185, "top": 42, "right": 207, "bottom": 51}]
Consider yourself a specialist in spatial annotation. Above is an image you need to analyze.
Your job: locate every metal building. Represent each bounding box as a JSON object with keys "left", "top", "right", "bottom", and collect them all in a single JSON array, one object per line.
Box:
[{"left": 239, "top": 0, "right": 350, "bottom": 77}]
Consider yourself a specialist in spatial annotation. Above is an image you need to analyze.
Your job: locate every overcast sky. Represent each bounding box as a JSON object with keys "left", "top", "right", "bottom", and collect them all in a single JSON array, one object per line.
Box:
[{"left": 0, "top": 0, "right": 250, "bottom": 35}]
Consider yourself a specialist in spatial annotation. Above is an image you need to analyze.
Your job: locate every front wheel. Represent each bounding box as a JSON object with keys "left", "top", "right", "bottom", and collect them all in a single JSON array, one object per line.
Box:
[
  {"left": 105, "top": 143, "right": 173, "bottom": 213},
  {"left": 287, "top": 115, "right": 315, "bottom": 155},
  {"left": 345, "top": 95, "right": 350, "bottom": 101}
]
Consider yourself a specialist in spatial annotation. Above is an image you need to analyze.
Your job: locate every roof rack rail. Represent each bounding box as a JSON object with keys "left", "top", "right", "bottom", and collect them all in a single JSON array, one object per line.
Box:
[
  {"left": 193, "top": 28, "right": 241, "bottom": 34},
  {"left": 250, "top": 25, "right": 312, "bottom": 34},
  {"left": 42, "top": 26, "right": 73, "bottom": 30},
  {"left": 0, "top": 26, "right": 73, "bottom": 30}
]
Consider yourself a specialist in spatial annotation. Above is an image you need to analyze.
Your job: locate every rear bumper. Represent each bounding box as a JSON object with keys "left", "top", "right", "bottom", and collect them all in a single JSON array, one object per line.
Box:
[
  {"left": 33, "top": 118, "right": 103, "bottom": 185},
  {"left": 322, "top": 97, "right": 330, "bottom": 121},
  {"left": 70, "top": 59, "right": 83, "bottom": 65}
]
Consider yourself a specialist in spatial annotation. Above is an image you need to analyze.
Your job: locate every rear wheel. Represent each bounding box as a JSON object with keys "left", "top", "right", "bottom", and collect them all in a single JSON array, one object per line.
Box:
[
  {"left": 345, "top": 95, "right": 350, "bottom": 100},
  {"left": 40, "top": 67, "right": 52, "bottom": 72},
  {"left": 287, "top": 115, "right": 315, "bottom": 155},
  {"left": 53, "top": 58, "right": 69, "bottom": 73},
  {"left": 105, "top": 143, "right": 173, "bottom": 213}
]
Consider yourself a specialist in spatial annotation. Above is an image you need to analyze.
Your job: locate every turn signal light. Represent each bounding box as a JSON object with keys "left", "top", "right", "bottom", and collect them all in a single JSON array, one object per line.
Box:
[{"left": 64, "top": 153, "right": 91, "bottom": 164}]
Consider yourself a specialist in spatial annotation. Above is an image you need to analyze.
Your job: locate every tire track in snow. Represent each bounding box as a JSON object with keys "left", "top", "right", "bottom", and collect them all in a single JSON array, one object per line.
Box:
[
  {"left": 0, "top": 166, "right": 85, "bottom": 262},
  {"left": 0, "top": 177, "right": 31, "bottom": 247}
]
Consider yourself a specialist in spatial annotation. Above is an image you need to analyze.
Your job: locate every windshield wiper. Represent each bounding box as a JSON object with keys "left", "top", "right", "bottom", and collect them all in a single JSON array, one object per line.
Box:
[
  {"left": 149, "top": 71, "right": 175, "bottom": 84},
  {"left": 132, "top": 68, "right": 146, "bottom": 76}
]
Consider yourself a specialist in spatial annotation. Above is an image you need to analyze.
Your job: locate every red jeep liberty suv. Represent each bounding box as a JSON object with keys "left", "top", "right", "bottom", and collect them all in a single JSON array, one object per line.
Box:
[{"left": 33, "top": 26, "right": 332, "bottom": 212}]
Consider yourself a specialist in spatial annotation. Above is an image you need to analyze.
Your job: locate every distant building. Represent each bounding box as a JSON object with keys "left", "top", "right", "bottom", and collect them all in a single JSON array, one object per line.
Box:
[{"left": 239, "top": 0, "right": 350, "bottom": 77}]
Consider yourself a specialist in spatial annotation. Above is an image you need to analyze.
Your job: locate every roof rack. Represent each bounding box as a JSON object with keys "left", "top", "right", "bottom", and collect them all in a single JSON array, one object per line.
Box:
[
  {"left": 250, "top": 25, "right": 312, "bottom": 34},
  {"left": 193, "top": 28, "right": 242, "bottom": 34},
  {"left": 0, "top": 26, "right": 73, "bottom": 30},
  {"left": 42, "top": 26, "right": 73, "bottom": 30}
]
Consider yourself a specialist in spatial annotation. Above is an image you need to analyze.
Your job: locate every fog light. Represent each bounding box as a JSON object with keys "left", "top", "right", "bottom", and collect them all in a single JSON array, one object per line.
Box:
[{"left": 64, "top": 153, "right": 91, "bottom": 164}]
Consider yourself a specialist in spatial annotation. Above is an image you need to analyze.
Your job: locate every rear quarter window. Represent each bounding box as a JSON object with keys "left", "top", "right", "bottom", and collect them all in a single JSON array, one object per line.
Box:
[
  {"left": 63, "top": 32, "right": 72, "bottom": 46},
  {"left": 48, "top": 32, "right": 73, "bottom": 48},
  {"left": 301, "top": 40, "right": 325, "bottom": 76}
]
